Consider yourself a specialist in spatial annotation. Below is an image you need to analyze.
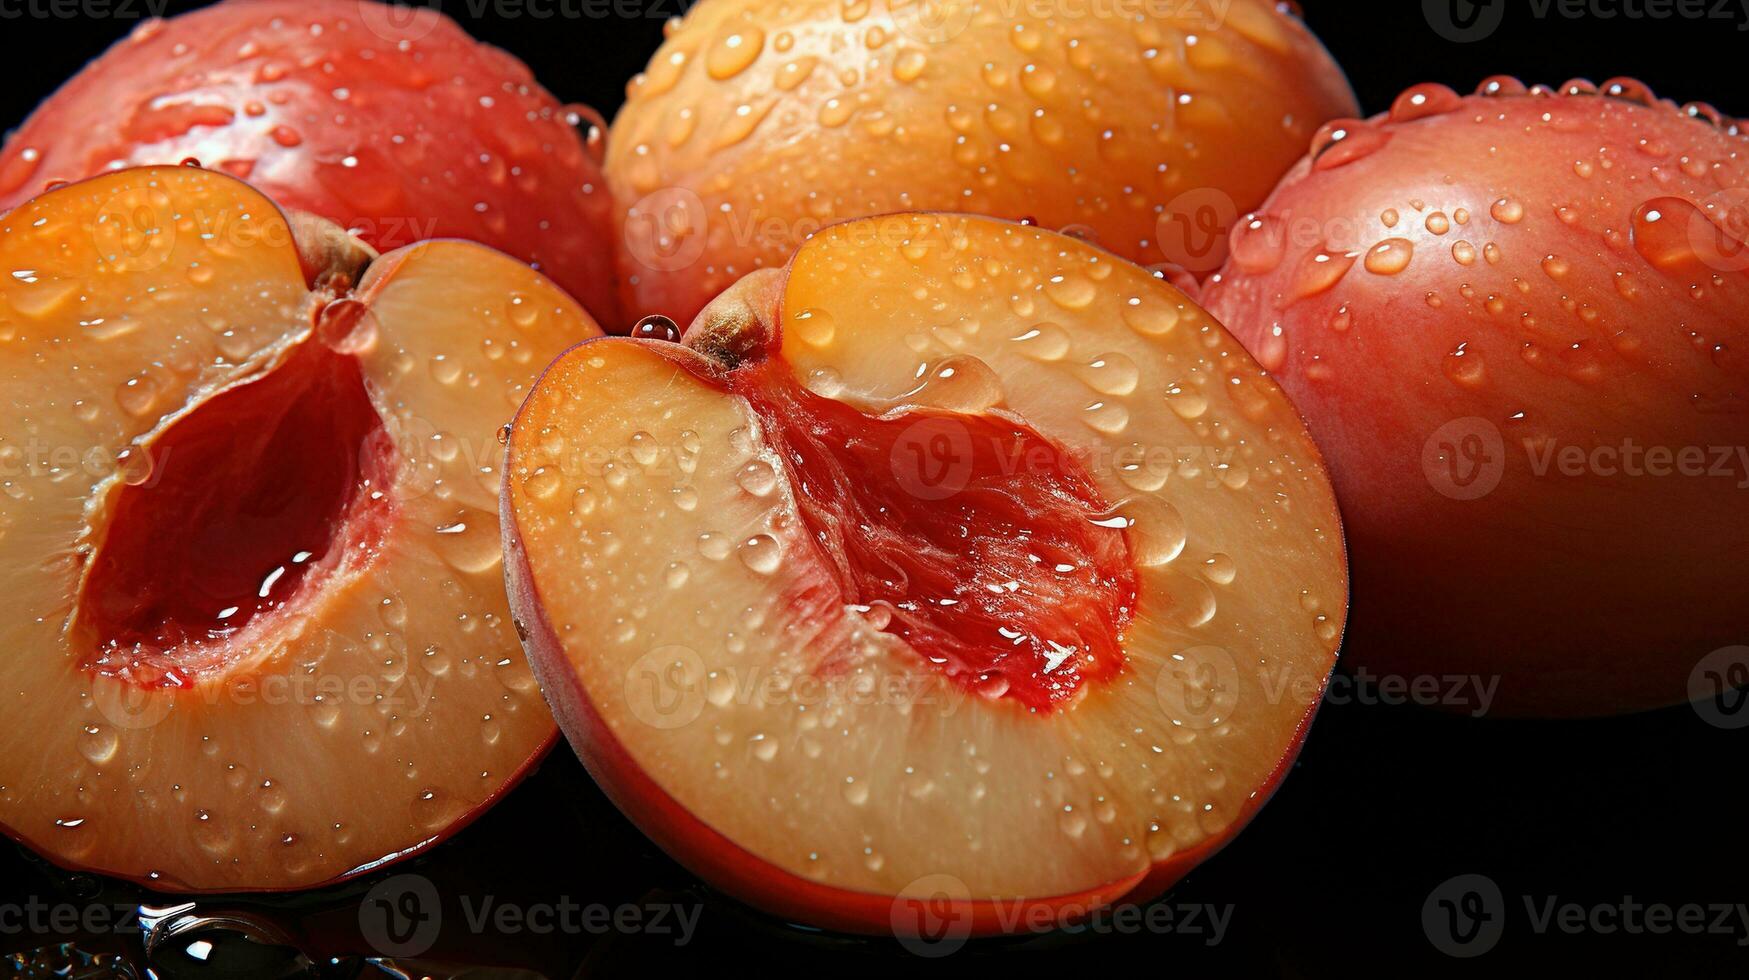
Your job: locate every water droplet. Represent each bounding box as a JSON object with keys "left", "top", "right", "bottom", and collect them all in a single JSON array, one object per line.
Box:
[
  {"left": 78, "top": 725, "right": 119, "bottom": 765},
  {"left": 1388, "top": 82, "right": 1462, "bottom": 123},
  {"left": 1123, "top": 300, "right": 1179, "bottom": 337},
  {"left": 901, "top": 355, "right": 1003, "bottom": 413},
  {"left": 1082, "top": 400, "right": 1130, "bottom": 434},
  {"left": 522, "top": 467, "right": 561, "bottom": 501},
  {"left": 1443, "top": 345, "right": 1487, "bottom": 389},
  {"left": 1044, "top": 274, "right": 1096, "bottom": 310},
  {"left": 1229, "top": 214, "right": 1286, "bottom": 274},
  {"left": 1011, "top": 322, "right": 1071, "bottom": 361},
  {"left": 1201, "top": 553, "right": 1237, "bottom": 585},
  {"left": 736, "top": 458, "right": 778, "bottom": 496},
  {"left": 698, "top": 531, "right": 732, "bottom": 560},
  {"left": 706, "top": 27, "right": 765, "bottom": 80},
  {"left": 1091, "top": 497, "right": 1187, "bottom": 566},
  {"left": 632, "top": 314, "right": 681, "bottom": 342},
  {"left": 1077, "top": 353, "right": 1139, "bottom": 395},
  {"left": 1363, "top": 238, "right": 1414, "bottom": 275},
  {"left": 1310, "top": 119, "right": 1390, "bottom": 170},
  {"left": 738, "top": 534, "right": 782, "bottom": 574},
  {"left": 115, "top": 373, "right": 162, "bottom": 417},
  {"left": 1291, "top": 248, "right": 1355, "bottom": 298},
  {"left": 893, "top": 48, "right": 927, "bottom": 82},
  {"left": 790, "top": 308, "right": 835, "bottom": 347},
  {"left": 1165, "top": 382, "right": 1208, "bottom": 420},
  {"left": 432, "top": 508, "right": 501, "bottom": 574}
]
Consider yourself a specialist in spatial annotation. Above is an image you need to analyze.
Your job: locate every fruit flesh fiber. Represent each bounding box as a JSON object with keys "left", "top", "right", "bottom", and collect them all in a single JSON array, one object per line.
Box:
[
  {"left": 504, "top": 213, "right": 1347, "bottom": 927},
  {"left": 607, "top": 0, "right": 1358, "bottom": 326},
  {"left": 1203, "top": 82, "right": 1749, "bottom": 715},
  {"left": 731, "top": 361, "right": 1136, "bottom": 710},
  {"left": 0, "top": 167, "right": 593, "bottom": 890}
]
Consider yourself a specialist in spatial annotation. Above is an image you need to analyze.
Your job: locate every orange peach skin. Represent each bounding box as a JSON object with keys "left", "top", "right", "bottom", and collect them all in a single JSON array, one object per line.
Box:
[{"left": 606, "top": 0, "right": 1356, "bottom": 327}]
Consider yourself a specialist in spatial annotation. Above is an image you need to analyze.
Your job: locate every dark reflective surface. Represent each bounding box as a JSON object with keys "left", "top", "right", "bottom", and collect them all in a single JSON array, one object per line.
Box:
[{"left": 4, "top": 693, "right": 1744, "bottom": 978}]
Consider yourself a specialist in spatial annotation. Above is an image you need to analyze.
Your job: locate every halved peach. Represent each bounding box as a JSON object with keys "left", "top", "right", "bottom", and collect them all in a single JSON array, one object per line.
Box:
[
  {"left": 504, "top": 213, "right": 1347, "bottom": 934},
  {"left": 0, "top": 167, "right": 599, "bottom": 890}
]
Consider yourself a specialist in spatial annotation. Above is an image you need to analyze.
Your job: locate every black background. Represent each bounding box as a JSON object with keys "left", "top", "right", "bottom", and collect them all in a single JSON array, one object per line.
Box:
[{"left": 1, "top": 1, "right": 1745, "bottom": 977}]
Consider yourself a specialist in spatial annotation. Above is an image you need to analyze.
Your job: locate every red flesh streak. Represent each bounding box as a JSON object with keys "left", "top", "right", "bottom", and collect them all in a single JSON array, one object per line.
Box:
[
  {"left": 730, "top": 361, "right": 1137, "bottom": 710},
  {"left": 80, "top": 342, "right": 394, "bottom": 687}
]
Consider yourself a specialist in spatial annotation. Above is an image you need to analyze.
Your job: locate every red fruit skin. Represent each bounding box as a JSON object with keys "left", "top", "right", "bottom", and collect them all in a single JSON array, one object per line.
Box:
[
  {"left": 1203, "top": 80, "right": 1749, "bottom": 717},
  {"left": 0, "top": 0, "right": 618, "bottom": 325}
]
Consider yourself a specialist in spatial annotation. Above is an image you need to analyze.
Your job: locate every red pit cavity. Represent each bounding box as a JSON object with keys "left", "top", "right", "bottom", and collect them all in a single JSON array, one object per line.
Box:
[
  {"left": 81, "top": 343, "right": 394, "bottom": 686},
  {"left": 732, "top": 362, "right": 1138, "bottom": 710}
]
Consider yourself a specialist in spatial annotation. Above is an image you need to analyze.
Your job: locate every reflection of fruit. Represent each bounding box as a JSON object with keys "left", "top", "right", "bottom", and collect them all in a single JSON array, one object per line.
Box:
[
  {"left": 1202, "top": 79, "right": 1749, "bottom": 717},
  {"left": 504, "top": 213, "right": 1347, "bottom": 933},
  {"left": 0, "top": 167, "right": 599, "bottom": 890},
  {"left": 606, "top": 0, "right": 1356, "bottom": 326},
  {"left": 0, "top": 0, "right": 619, "bottom": 325}
]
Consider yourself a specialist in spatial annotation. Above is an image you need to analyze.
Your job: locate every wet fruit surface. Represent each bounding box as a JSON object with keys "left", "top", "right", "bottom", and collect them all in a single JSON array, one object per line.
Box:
[
  {"left": 0, "top": 0, "right": 620, "bottom": 325},
  {"left": 606, "top": 0, "right": 1356, "bottom": 326},
  {"left": 0, "top": 166, "right": 599, "bottom": 890},
  {"left": 1203, "top": 79, "right": 1749, "bottom": 716},
  {"left": 504, "top": 213, "right": 1347, "bottom": 933}
]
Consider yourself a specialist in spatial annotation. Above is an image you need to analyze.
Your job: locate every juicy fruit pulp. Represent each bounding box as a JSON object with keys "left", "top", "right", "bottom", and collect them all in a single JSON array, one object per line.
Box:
[
  {"left": 80, "top": 343, "right": 394, "bottom": 688},
  {"left": 1203, "top": 78, "right": 1749, "bottom": 716},
  {"left": 0, "top": 167, "right": 598, "bottom": 890},
  {"left": 730, "top": 361, "right": 1137, "bottom": 710},
  {"left": 504, "top": 213, "right": 1348, "bottom": 933},
  {"left": 0, "top": 0, "right": 620, "bottom": 326},
  {"left": 607, "top": 0, "right": 1357, "bottom": 326}
]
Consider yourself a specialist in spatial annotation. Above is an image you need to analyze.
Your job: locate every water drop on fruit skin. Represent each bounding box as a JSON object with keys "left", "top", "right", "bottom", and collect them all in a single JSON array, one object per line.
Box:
[
  {"left": 1290, "top": 248, "right": 1356, "bottom": 298},
  {"left": 900, "top": 355, "right": 1004, "bottom": 413},
  {"left": 1388, "top": 83, "right": 1462, "bottom": 123},
  {"left": 1077, "top": 352, "right": 1140, "bottom": 395},
  {"left": 738, "top": 534, "right": 782, "bottom": 574},
  {"left": 1229, "top": 214, "right": 1286, "bottom": 274},
  {"left": 1089, "top": 497, "right": 1187, "bottom": 567},
  {"left": 1443, "top": 345, "right": 1488, "bottom": 389},
  {"left": 1363, "top": 238, "right": 1414, "bottom": 275},
  {"left": 736, "top": 458, "right": 778, "bottom": 497},
  {"left": 632, "top": 314, "right": 681, "bottom": 342},
  {"left": 790, "top": 308, "right": 836, "bottom": 347},
  {"left": 1310, "top": 119, "right": 1390, "bottom": 171},
  {"left": 1011, "top": 322, "right": 1072, "bottom": 361}
]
